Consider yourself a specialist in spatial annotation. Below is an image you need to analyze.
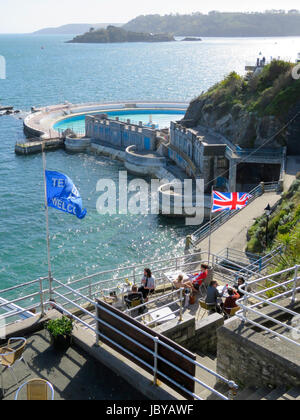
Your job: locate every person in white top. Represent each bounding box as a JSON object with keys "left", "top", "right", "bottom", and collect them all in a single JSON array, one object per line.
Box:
[{"left": 139, "top": 268, "right": 155, "bottom": 301}]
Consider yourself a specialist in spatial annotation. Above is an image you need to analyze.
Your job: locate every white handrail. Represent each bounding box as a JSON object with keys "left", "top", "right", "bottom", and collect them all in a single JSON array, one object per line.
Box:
[
  {"left": 237, "top": 265, "right": 300, "bottom": 347},
  {"left": 51, "top": 278, "right": 237, "bottom": 400}
]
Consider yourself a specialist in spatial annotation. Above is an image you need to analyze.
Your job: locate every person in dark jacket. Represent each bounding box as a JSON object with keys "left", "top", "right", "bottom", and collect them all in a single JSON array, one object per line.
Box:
[{"left": 205, "top": 281, "right": 226, "bottom": 313}]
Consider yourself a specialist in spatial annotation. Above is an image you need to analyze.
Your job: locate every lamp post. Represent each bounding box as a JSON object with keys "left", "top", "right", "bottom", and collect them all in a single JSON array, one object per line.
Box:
[{"left": 265, "top": 204, "right": 271, "bottom": 248}]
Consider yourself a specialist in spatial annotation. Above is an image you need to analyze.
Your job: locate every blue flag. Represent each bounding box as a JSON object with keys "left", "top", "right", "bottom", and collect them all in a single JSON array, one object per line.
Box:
[{"left": 45, "top": 171, "right": 87, "bottom": 219}]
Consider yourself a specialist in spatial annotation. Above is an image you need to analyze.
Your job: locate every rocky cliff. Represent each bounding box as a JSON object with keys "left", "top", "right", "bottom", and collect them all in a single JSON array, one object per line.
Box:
[{"left": 183, "top": 61, "right": 300, "bottom": 151}]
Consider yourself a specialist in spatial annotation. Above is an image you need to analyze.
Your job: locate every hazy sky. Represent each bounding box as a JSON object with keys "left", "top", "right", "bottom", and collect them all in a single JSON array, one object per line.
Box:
[{"left": 0, "top": 0, "right": 300, "bottom": 33}]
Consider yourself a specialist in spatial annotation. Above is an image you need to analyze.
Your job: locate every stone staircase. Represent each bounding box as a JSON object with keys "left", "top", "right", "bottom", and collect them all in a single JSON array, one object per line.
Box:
[
  {"left": 195, "top": 352, "right": 300, "bottom": 401},
  {"left": 234, "top": 386, "right": 300, "bottom": 401}
]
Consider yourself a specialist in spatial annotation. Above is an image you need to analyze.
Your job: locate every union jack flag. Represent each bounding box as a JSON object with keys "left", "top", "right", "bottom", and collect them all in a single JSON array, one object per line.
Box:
[{"left": 212, "top": 191, "right": 252, "bottom": 213}]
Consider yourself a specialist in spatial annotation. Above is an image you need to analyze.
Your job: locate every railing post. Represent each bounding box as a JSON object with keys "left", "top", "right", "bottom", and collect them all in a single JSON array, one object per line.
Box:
[
  {"left": 133, "top": 267, "right": 136, "bottom": 285},
  {"left": 39, "top": 278, "right": 45, "bottom": 316},
  {"left": 228, "top": 381, "right": 239, "bottom": 400},
  {"left": 153, "top": 336, "right": 159, "bottom": 386},
  {"left": 88, "top": 279, "right": 92, "bottom": 300},
  {"left": 95, "top": 302, "right": 101, "bottom": 347},
  {"left": 259, "top": 257, "right": 262, "bottom": 273},
  {"left": 292, "top": 265, "right": 299, "bottom": 304},
  {"left": 179, "top": 288, "right": 184, "bottom": 321}
]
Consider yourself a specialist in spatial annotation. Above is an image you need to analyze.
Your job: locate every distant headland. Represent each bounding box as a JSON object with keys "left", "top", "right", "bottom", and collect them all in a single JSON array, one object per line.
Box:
[
  {"left": 67, "top": 26, "right": 175, "bottom": 43},
  {"left": 33, "top": 23, "right": 123, "bottom": 35},
  {"left": 123, "top": 11, "right": 300, "bottom": 37}
]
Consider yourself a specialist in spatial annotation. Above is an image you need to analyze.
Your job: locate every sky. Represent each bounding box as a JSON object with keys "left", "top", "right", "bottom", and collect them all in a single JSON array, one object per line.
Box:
[{"left": 0, "top": 0, "right": 300, "bottom": 33}]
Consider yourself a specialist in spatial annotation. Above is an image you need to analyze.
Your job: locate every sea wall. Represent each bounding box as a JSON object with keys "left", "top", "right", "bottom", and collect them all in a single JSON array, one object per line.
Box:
[{"left": 65, "top": 136, "right": 91, "bottom": 153}]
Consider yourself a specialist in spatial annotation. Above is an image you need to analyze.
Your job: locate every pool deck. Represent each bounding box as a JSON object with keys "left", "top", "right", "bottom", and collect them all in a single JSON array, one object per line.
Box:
[{"left": 23, "top": 101, "right": 188, "bottom": 140}]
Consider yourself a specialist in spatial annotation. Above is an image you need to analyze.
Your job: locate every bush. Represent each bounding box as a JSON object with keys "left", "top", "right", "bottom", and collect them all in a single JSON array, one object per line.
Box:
[{"left": 46, "top": 316, "right": 73, "bottom": 339}]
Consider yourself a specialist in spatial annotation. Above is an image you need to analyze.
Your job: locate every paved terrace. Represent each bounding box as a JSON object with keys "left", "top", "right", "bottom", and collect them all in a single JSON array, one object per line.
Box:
[{"left": 1, "top": 332, "right": 146, "bottom": 401}]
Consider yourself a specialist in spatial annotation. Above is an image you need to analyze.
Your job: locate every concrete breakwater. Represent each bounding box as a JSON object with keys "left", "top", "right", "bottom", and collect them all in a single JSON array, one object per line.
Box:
[{"left": 15, "top": 138, "right": 64, "bottom": 155}]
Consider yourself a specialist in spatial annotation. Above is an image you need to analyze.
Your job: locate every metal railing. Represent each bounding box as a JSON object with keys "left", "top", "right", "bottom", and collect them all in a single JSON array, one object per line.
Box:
[
  {"left": 50, "top": 278, "right": 238, "bottom": 401},
  {"left": 192, "top": 184, "right": 264, "bottom": 245},
  {"left": 237, "top": 265, "right": 300, "bottom": 347},
  {"left": 192, "top": 181, "right": 281, "bottom": 245},
  {"left": 0, "top": 252, "right": 204, "bottom": 327},
  {"left": 0, "top": 246, "right": 284, "bottom": 328}
]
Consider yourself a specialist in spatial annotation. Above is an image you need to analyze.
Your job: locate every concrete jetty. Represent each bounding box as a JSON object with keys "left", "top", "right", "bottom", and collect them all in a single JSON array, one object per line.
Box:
[{"left": 15, "top": 138, "right": 64, "bottom": 155}]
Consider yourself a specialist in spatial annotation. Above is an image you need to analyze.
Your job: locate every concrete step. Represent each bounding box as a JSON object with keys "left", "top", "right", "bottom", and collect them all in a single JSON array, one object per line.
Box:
[
  {"left": 261, "top": 386, "right": 287, "bottom": 400},
  {"left": 235, "top": 387, "right": 258, "bottom": 401},
  {"left": 246, "top": 387, "right": 273, "bottom": 400},
  {"left": 278, "top": 387, "right": 300, "bottom": 401}
]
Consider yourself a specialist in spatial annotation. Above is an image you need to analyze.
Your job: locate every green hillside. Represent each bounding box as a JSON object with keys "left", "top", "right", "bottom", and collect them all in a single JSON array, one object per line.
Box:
[
  {"left": 196, "top": 60, "right": 300, "bottom": 120},
  {"left": 124, "top": 11, "right": 300, "bottom": 37},
  {"left": 247, "top": 173, "right": 300, "bottom": 272}
]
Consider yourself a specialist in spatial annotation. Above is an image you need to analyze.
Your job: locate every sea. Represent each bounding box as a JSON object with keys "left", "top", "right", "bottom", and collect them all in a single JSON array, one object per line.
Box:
[{"left": 0, "top": 34, "right": 299, "bottom": 293}]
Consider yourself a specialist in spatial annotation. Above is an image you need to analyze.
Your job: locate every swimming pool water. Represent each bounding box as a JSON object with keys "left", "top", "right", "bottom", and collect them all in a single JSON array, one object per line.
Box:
[{"left": 53, "top": 110, "right": 186, "bottom": 133}]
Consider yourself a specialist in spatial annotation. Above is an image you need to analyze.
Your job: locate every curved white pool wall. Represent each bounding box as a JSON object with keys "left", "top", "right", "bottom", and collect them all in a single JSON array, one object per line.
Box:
[
  {"left": 125, "top": 145, "right": 167, "bottom": 177},
  {"left": 23, "top": 101, "right": 188, "bottom": 140},
  {"left": 65, "top": 136, "right": 91, "bottom": 153}
]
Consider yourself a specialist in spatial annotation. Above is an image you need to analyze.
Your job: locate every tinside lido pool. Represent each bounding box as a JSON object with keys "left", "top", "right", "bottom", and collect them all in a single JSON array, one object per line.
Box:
[{"left": 53, "top": 109, "right": 186, "bottom": 134}]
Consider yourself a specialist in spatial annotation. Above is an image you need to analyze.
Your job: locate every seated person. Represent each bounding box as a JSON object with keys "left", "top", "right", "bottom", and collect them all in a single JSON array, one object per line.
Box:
[
  {"left": 128, "top": 285, "right": 144, "bottom": 301},
  {"left": 173, "top": 274, "right": 184, "bottom": 289},
  {"left": 234, "top": 277, "right": 246, "bottom": 297},
  {"left": 224, "top": 288, "right": 240, "bottom": 316},
  {"left": 173, "top": 275, "right": 193, "bottom": 295},
  {"left": 205, "top": 280, "right": 226, "bottom": 314},
  {"left": 125, "top": 286, "right": 145, "bottom": 313},
  {"left": 138, "top": 268, "right": 155, "bottom": 301},
  {"left": 184, "top": 264, "right": 209, "bottom": 293}
]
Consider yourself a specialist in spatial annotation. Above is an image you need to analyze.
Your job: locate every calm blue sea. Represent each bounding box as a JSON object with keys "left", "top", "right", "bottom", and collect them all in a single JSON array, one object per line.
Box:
[{"left": 0, "top": 35, "right": 299, "bottom": 291}]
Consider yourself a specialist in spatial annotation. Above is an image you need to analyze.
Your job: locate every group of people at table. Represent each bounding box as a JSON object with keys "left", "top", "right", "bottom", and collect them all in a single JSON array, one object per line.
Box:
[
  {"left": 173, "top": 264, "right": 246, "bottom": 317},
  {"left": 125, "top": 266, "right": 245, "bottom": 318}
]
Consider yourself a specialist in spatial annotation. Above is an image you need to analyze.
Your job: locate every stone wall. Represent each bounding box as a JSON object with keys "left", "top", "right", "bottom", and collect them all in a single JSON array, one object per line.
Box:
[
  {"left": 155, "top": 313, "right": 224, "bottom": 355},
  {"left": 217, "top": 318, "right": 300, "bottom": 389}
]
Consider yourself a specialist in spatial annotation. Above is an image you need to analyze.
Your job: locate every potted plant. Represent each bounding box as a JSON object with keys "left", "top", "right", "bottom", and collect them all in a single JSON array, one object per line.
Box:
[{"left": 46, "top": 316, "right": 74, "bottom": 351}]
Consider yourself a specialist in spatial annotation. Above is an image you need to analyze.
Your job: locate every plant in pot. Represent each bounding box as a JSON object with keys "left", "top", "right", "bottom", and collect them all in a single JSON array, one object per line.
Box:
[{"left": 46, "top": 316, "right": 74, "bottom": 351}]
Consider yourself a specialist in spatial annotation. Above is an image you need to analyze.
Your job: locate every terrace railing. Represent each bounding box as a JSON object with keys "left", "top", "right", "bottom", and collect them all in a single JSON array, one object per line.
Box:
[
  {"left": 192, "top": 181, "right": 281, "bottom": 246},
  {"left": 50, "top": 278, "right": 238, "bottom": 401},
  {"left": 236, "top": 265, "right": 300, "bottom": 348}
]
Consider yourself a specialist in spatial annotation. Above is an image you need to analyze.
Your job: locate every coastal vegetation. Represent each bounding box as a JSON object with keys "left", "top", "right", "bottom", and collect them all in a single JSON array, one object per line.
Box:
[
  {"left": 68, "top": 25, "right": 175, "bottom": 43},
  {"left": 124, "top": 11, "right": 300, "bottom": 37},
  {"left": 184, "top": 60, "right": 300, "bottom": 149},
  {"left": 246, "top": 173, "right": 300, "bottom": 272},
  {"left": 198, "top": 61, "right": 300, "bottom": 119}
]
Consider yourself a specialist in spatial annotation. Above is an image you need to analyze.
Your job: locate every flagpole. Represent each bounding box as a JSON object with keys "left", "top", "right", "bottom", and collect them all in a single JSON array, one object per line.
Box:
[
  {"left": 208, "top": 186, "right": 214, "bottom": 266},
  {"left": 42, "top": 143, "right": 53, "bottom": 301}
]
